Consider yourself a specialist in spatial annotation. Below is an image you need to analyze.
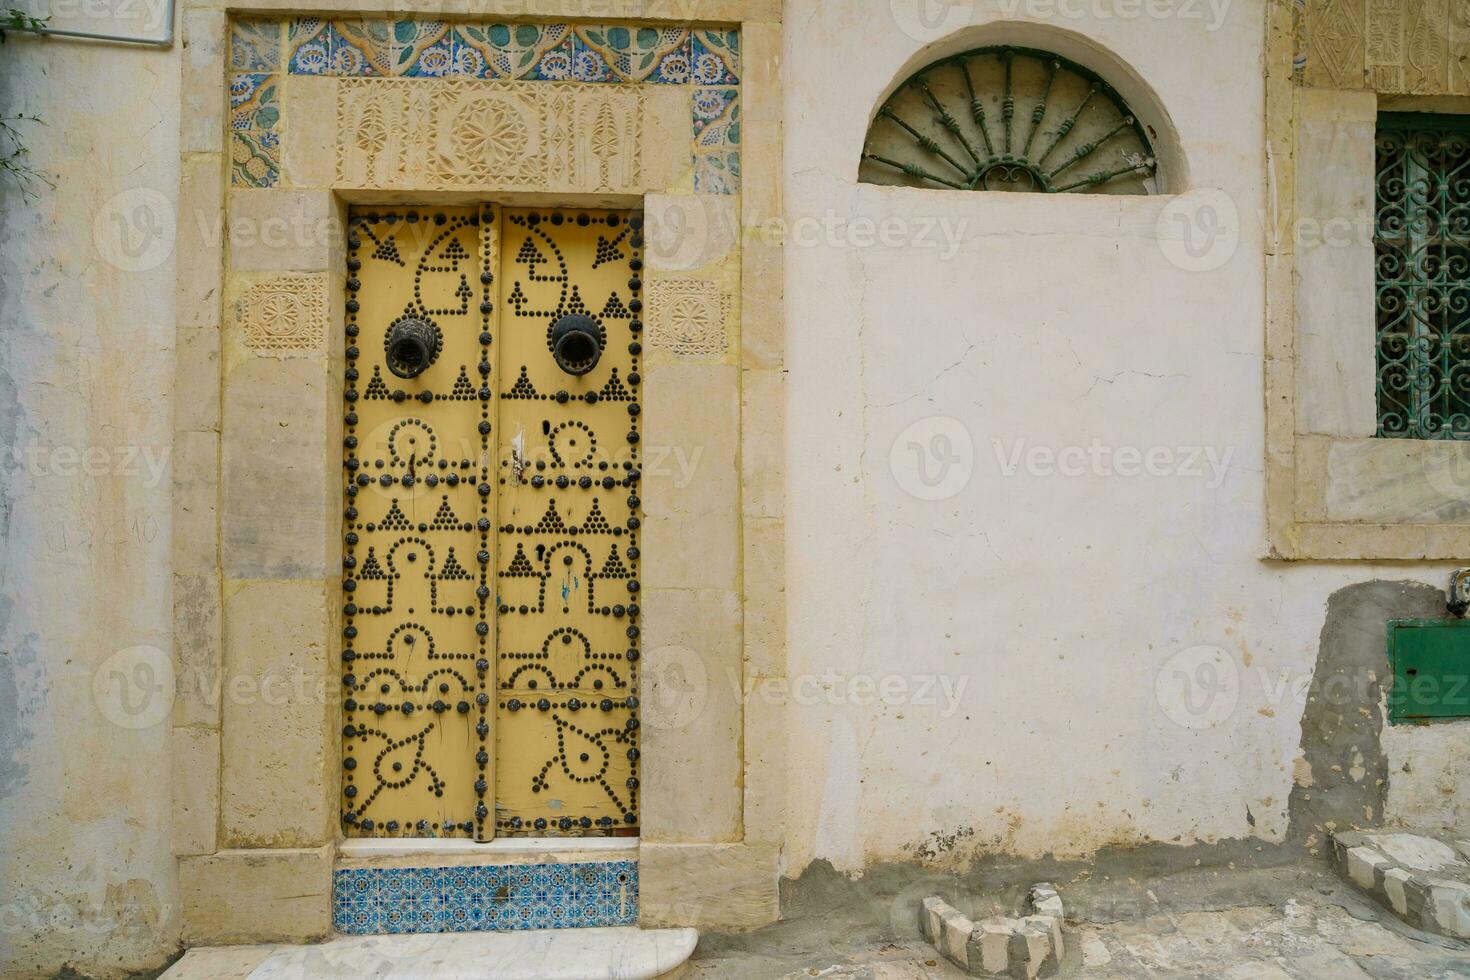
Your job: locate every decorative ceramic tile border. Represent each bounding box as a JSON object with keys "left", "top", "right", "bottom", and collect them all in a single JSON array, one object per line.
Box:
[
  {"left": 231, "top": 18, "right": 282, "bottom": 72},
  {"left": 332, "top": 861, "right": 638, "bottom": 935},
  {"left": 694, "top": 150, "right": 740, "bottom": 194},
  {"left": 693, "top": 86, "right": 739, "bottom": 146},
  {"left": 226, "top": 18, "right": 741, "bottom": 193},
  {"left": 228, "top": 72, "right": 280, "bottom": 187},
  {"left": 279, "top": 21, "right": 737, "bottom": 84}
]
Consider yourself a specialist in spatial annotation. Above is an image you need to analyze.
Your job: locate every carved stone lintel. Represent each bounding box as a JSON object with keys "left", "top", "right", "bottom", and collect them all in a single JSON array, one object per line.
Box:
[
  {"left": 1301, "top": 0, "right": 1467, "bottom": 95},
  {"left": 336, "top": 79, "right": 645, "bottom": 192}
]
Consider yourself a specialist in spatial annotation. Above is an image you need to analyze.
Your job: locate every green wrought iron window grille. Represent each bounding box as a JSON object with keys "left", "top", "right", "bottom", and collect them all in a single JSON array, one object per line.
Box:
[{"left": 1375, "top": 113, "right": 1470, "bottom": 440}]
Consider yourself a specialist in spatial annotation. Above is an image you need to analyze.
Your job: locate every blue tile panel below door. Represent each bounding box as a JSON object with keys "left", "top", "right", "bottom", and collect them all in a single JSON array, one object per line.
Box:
[{"left": 334, "top": 861, "right": 638, "bottom": 934}]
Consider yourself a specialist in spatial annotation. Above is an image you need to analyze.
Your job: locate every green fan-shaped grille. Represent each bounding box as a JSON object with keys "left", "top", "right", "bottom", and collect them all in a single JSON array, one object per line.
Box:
[{"left": 861, "top": 46, "right": 1157, "bottom": 195}]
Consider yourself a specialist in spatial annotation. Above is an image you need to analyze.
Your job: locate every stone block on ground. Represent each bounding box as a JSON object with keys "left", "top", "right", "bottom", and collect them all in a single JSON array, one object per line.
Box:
[
  {"left": 918, "top": 883, "right": 1065, "bottom": 977},
  {"left": 1332, "top": 829, "right": 1470, "bottom": 939}
]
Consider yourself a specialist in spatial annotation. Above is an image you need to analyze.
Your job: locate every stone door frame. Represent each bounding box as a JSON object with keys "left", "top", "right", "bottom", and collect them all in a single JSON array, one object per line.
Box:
[{"left": 172, "top": 1, "right": 785, "bottom": 943}]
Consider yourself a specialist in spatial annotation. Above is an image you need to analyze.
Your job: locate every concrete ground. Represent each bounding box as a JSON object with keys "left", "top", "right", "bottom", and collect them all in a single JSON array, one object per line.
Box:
[{"left": 688, "top": 863, "right": 1470, "bottom": 979}]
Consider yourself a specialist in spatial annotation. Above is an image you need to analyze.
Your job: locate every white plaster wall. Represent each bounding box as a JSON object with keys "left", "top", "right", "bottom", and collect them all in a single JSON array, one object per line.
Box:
[
  {"left": 0, "top": 16, "right": 180, "bottom": 978},
  {"left": 782, "top": 0, "right": 1461, "bottom": 872},
  {"left": 1384, "top": 723, "right": 1470, "bottom": 832}
]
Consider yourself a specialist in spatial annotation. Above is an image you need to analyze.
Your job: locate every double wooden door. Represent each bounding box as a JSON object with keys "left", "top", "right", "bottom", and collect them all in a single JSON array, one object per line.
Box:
[{"left": 340, "top": 204, "right": 643, "bottom": 840}]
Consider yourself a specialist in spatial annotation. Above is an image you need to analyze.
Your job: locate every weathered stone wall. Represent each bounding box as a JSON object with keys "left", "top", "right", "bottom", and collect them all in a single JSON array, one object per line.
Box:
[{"left": 0, "top": 14, "right": 182, "bottom": 980}]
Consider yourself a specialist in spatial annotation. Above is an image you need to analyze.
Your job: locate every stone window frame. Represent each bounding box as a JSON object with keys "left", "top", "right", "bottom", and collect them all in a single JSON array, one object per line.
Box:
[
  {"left": 173, "top": 0, "right": 786, "bottom": 944},
  {"left": 1264, "top": 2, "right": 1470, "bottom": 560}
]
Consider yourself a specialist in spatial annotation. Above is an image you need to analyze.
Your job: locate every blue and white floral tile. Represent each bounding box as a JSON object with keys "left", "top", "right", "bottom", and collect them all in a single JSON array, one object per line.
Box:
[
  {"left": 574, "top": 25, "right": 690, "bottom": 84},
  {"left": 691, "top": 29, "right": 739, "bottom": 85},
  {"left": 332, "top": 861, "right": 639, "bottom": 936},
  {"left": 379, "top": 867, "right": 413, "bottom": 904},
  {"left": 468, "top": 864, "right": 504, "bottom": 902},
  {"left": 602, "top": 861, "right": 638, "bottom": 892},
  {"left": 338, "top": 867, "right": 375, "bottom": 901},
  {"left": 568, "top": 862, "right": 601, "bottom": 893},
  {"left": 441, "top": 866, "right": 473, "bottom": 897},
  {"left": 527, "top": 36, "right": 579, "bottom": 81},
  {"left": 441, "top": 898, "right": 477, "bottom": 932},
  {"left": 333, "top": 20, "right": 393, "bottom": 77},
  {"left": 229, "top": 73, "right": 279, "bottom": 132},
  {"left": 568, "top": 35, "right": 619, "bottom": 83},
  {"left": 653, "top": 49, "right": 694, "bottom": 83},
  {"left": 230, "top": 130, "right": 279, "bottom": 188},
  {"left": 444, "top": 28, "right": 494, "bottom": 79},
  {"left": 335, "top": 891, "right": 382, "bottom": 935},
  {"left": 499, "top": 863, "right": 536, "bottom": 905},
  {"left": 693, "top": 87, "right": 740, "bottom": 148},
  {"left": 287, "top": 19, "right": 392, "bottom": 76},
  {"left": 694, "top": 150, "right": 741, "bottom": 195},
  {"left": 393, "top": 20, "right": 453, "bottom": 77},
  {"left": 230, "top": 19, "right": 280, "bottom": 72},
  {"left": 286, "top": 18, "right": 330, "bottom": 75},
  {"left": 454, "top": 23, "right": 572, "bottom": 80}
]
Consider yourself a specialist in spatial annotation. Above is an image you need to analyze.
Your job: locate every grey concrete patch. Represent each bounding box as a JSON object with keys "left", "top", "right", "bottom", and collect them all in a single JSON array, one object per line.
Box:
[
  {"left": 1289, "top": 581, "right": 1444, "bottom": 854},
  {"left": 0, "top": 627, "right": 32, "bottom": 802},
  {"left": 773, "top": 837, "right": 1304, "bottom": 940}
]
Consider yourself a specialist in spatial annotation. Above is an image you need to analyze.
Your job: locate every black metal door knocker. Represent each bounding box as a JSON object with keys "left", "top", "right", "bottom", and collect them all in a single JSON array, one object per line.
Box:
[{"left": 550, "top": 313, "right": 604, "bottom": 376}]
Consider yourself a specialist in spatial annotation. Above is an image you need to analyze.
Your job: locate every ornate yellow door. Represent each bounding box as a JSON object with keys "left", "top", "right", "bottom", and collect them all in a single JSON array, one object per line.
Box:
[
  {"left": 492, "top": 209, "right": 643, "bottom": 836},
  {"left": 341, "top": 205, "right": 642, "bottom": 841}
]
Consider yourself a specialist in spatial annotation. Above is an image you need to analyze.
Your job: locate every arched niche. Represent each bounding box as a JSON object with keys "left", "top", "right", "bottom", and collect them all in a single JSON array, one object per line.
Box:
[{"left": 860, "top": 24, "right": 1187, "bottom": 195}]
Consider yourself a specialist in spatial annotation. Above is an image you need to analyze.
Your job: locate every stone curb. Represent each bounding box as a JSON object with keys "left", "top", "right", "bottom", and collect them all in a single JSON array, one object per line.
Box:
[
  {"left": 1331, "top": 831, "right": 1470, "bottom": 939},
  {"left": 919, "top": 883, "right": 1064, "bottom": 978}
]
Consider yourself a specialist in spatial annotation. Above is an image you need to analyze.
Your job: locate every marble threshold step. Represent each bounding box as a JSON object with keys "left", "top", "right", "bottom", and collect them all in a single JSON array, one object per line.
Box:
[{"left": 161, "top": 926, "right": 699, "bottom": 980}]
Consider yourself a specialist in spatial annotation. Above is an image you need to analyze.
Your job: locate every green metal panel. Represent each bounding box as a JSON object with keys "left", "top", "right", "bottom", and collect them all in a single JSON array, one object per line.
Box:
[{"left": 1386, "top": 619, "right": 1470, "bottom": 723}]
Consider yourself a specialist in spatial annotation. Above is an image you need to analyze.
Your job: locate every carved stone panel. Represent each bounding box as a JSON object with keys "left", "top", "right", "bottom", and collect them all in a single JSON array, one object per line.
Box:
[
  {"left": 236, "top": 274, "right": 327, "bottom": 355},
  {"left": 645, "top": 278, "right": 731, "bottom": 359},
  {"left": 337, "top": 79, "right": 646, "bottom": 192},
  {"left": 1305, "top": 0, "right": 1367, "bottom": 89},
  {"left": 1455, "top": 3, "right": 1470, "bottom": 94},
  {"left": 1301, "top": 0, "right": 1470, "bottom": 95}
]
